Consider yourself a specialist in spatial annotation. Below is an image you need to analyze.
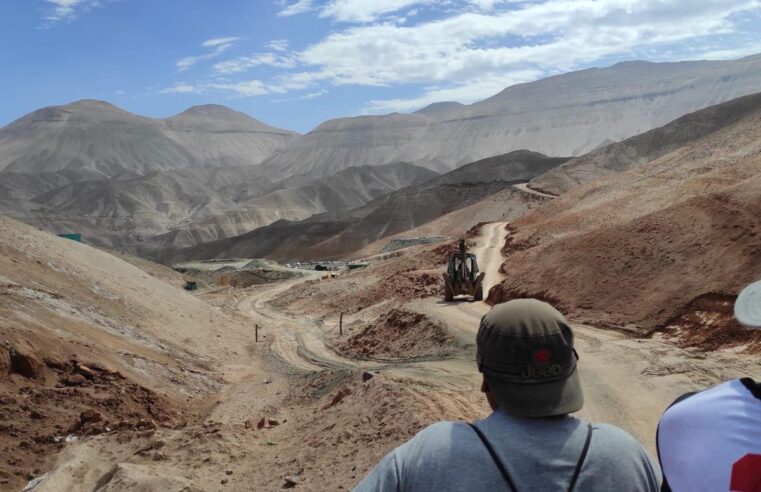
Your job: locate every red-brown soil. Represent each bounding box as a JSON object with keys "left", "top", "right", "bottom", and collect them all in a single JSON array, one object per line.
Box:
[
  {"left": 489, "top": 96, "right": 761, "bottom": 350},
  {"left": 271, "top": 246, "right": 447, "bottom": 319},
  {"left": 335, "top": 309, "right": 455, "bottom": 360},
  {"left": 653, "top": 293, "right": 761, "bottom": 353},
  {"left": 0, "top": 334, "right": 180, "bottom": 489}
]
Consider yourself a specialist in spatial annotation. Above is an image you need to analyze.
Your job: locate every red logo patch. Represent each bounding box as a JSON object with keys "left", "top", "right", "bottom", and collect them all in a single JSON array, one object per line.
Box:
[
  {"left": 731, "top": 454, "right": 761, "bottom": 492},
  {"left": 533, "top": 348, "right": 551, "bottom": 364}
]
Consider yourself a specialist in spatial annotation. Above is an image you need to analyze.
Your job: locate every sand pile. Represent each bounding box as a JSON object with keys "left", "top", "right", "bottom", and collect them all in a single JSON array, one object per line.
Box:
[
  {"left": 271, "top": 245, "right": 446, "bottom": 320},
  {"left": 655, "top": 294, "right": 761, "bottom": 352},
  {"left": 336, "top": 309, "right": 455, "bottom": 361}
]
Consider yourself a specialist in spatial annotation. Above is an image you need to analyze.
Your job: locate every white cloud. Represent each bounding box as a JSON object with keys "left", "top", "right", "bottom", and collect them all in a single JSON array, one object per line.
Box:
[
  {"left": 160, "top": 83, "right": 203, "bottom": 94},
  {"left": 694, "top": 43, "right": 761, "bottom": 60},
  {"left": 291, "top": 0, "right": 761, "bottom": 107},
  {"left": 214, "top": 53, "right": 297, "bottom": 75},
  {"left": 208, "top": 80, "right": 269, "bottom": 96},
  {"left": 160, "top": 80, "right": 269, "bottom": 96},
  {"left": 278, "top": 0, "right": 314, "bottom": 16},
  {"left": 273, "top": 89, "right": 329, "bottom": 102},
  {"left": 366, "top": 71, "right": 541, "bottom": 112},
  {"left": 176, "top": 37, "right": 240, "bottom": 72},
  {"left": 202, "top": 36, "right": 241, "bottom": 47},
  {"left": 44, "top": 0, "right": 100, "bottom": 23},
  {"left": 320, "top": 0, "right": 435, "bottom": 22},
  {"left": 267, "top": 39, "right": 290, "bottom": 52},
  {"left": 164, "top": 0, "right": 761, "bottom": 110}
]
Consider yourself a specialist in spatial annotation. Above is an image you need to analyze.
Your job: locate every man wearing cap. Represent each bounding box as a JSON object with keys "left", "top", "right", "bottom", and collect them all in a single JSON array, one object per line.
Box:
[
  {"left": 656, "top": 281, "right": 761, "bottom": 492},
  {"left": 355, "top": 299, "right": 660, "bottom": 491}
]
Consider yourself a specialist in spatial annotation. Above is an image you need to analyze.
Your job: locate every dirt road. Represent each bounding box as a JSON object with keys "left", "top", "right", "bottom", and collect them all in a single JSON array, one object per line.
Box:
[
  {"left": 514, "top": 182, "right": 557, "bottom": 198},
  {"left": 242, "top": 221, "right": 760, "bottom": 454}
]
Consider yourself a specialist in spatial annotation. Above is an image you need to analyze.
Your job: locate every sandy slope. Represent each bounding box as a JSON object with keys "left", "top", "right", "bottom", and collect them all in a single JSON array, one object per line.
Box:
[{"left": 0, "top": 215, "right": 260, "bottom": 488}]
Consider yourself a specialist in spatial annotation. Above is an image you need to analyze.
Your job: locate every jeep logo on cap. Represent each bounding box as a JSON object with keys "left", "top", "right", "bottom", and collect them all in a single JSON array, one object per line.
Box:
[{"left": 522, "top": 347, "right": 561, "bottom": 379}]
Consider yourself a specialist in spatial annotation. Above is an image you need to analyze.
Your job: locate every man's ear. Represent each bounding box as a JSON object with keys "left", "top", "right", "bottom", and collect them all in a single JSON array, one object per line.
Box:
[{"left": 481, "top": 376, "right": 498, "bottom": 411}]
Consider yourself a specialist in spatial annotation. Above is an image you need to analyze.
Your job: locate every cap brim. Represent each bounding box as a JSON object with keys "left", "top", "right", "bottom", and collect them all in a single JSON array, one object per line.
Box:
[
  {"left": 735, "top": 280, "right": 761, "bottom": 329},
  {"left": 487, "top": 367, "right": 584, "bottom": 418}
]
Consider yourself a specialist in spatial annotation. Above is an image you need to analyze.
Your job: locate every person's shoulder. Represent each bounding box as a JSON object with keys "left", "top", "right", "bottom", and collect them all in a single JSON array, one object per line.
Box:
[
  {"left": 660, "top": 379, "right": 739, "bottom": 424},
  {"left": 590, "top": 423, "right": 649, "bottom": 455},
  {"left": 411, "top": 420, "right": 472, "bottom": 443},
  {"left": 391, "top": 420, "right": 475, "bottom": 467}
]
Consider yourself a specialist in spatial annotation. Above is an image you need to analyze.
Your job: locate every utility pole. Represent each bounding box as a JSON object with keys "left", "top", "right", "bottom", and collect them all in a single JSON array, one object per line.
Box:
[
  {"left": 339, "top": 312, "right": 343, "bottom": 336},
  {"left": 255, "top": 323, "right": 259, "bottom": 342}
]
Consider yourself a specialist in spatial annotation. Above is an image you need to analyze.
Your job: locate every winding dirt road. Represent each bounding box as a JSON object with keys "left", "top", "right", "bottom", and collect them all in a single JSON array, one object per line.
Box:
[
  {"left": 514, "top": 182, "right": 558, "bottom": 199},
  {"left": 235, "top": 221, "right": 759, "bottom": 454}
]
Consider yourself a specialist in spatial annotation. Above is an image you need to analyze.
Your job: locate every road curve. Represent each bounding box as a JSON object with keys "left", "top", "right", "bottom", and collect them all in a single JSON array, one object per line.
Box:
[{"left": 514, "top": 182, "right": 557, "bottom": 199}]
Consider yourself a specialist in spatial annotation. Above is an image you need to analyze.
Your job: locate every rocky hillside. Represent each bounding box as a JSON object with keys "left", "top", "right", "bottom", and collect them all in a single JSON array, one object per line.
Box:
[
  {"left": 259, "top": 54, "right": 761, "bottom": 179},
  {"left": 488, "top": 92, "right": 761, "bottom": 349},
  {"left": 161, "top": 150, "right": 568, "bottom": 263},
  {"left": 0, "top": 215, "right": 242, "bottom": 488},
  {"left": 530, "top": 92, "right": 761, "bottom": 194},
  {"left": 9, "top": 162, "right": 436, "bottom": 254}
]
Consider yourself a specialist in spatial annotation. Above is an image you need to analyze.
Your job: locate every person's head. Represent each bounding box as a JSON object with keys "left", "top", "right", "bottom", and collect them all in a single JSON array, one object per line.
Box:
[
  {"left": 735, "top": 279, "right": 761, "bottom": 329},
  {"left": 476, "top": 299, "right": 583, "bottom": 418}
]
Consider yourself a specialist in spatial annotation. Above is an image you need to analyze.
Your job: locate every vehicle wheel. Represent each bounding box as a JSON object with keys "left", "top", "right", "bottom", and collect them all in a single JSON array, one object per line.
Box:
[
  {"left": 474, "top": 286, "right": 484, "bottom": 301},
  {"left": 444, "top": 283, "right": 454, "bottom": 302}
]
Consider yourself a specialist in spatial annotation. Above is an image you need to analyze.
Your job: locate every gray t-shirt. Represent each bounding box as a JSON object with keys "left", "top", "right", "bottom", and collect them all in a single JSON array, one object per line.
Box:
[{"left": 355, "top": 412, "right": 661, "bottom": 491}]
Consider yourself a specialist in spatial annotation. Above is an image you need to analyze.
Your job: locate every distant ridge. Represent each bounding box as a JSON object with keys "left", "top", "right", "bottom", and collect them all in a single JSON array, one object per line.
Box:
[
  {"left": 0, "top": 100, "right": 297, "bottom": 177},
  {"left": 258, "top": 54, "right": 761, "bottom": 179}
]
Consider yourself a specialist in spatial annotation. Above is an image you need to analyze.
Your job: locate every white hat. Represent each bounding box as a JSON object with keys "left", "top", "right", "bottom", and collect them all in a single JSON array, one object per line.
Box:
[{"left": 735, "top": 280, "right": 761, "bottom": 328}]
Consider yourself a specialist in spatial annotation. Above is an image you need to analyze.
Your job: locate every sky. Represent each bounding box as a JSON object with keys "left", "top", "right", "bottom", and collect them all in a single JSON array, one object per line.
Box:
[{"left": 1, "top": 0, "right": 761, "bottom": 133}]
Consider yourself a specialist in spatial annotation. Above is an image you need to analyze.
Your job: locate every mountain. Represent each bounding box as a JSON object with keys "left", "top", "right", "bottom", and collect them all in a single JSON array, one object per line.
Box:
[
  {"left": 10, "top": 162, "right": 436, "bottom": 254},
  {"left": 488, "top": 92, "right": 761, "bottom": 336},
  {"left": 258, "top": 54, "right": 761, "bottom": 179},
  {"left": 530, "top": 92, "right": 761, "bottom": 195},
  {"left": 160, "top": 150, "right": 568, "bottom": 263},
  {"left": 0, "top": 100, "right": 296, "bottom": 178}
]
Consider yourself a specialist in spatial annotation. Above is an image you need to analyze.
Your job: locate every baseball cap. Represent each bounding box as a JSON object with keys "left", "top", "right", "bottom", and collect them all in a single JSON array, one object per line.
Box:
[
  {"left": 477, "top": 299, "right": 583, "bottom": 418},
  {"left": 735, "top": 279, "right": 761, "bottom": 328}
]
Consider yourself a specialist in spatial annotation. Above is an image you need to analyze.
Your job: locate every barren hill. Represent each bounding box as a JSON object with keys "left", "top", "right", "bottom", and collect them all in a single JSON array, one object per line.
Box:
[
  {"left": 11, "top": 162, "right": 435, "bottom": 255},
  {"left": 0, "top": 100, "right": 295, "bottom": 178},
  {"left": 489, "top": 92, "right": 761, "bottom": 348},
  {"left": 530, "top": 92, "right": 761, "bottom": 194},
  {"left": 259, "top": 54, "right": 761, "bottom": 179},
  {"left": 0, "top": 214, "right": 249, "bottom": 488},
  {"left": 163, "top": 150, "right": 568, "bottom": 263}
]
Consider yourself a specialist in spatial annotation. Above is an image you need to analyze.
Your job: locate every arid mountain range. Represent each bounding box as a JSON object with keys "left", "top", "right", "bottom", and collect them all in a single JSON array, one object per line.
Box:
[
  {"left": 259, "top": 54, "right": 761, "bottom": 178},
  {"left": 2, "top": 54, "right": 761, "bottom": 260},
  {"left": 157, "top": 150, "right": 568, "bottom": 263}
]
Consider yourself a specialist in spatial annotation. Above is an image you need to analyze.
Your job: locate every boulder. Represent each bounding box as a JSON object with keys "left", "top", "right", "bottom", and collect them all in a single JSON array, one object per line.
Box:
[{"left": 9, "top": 341, "right": 49, "bottom": 381}]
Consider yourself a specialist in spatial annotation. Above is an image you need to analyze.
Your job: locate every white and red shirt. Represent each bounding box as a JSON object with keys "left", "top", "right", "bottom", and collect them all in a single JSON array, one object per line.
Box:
[{"left": 657, "top": 378, "right": 761, "bottom": 492}]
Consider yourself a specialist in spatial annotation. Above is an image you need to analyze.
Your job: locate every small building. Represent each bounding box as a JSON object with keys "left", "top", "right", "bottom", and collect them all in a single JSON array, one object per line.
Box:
[
  {"left": 58, "top": 233, "right": 82, "bottom": 242},
  {"left": 184, "top": 281, "right": 198, "bottom": 291}
]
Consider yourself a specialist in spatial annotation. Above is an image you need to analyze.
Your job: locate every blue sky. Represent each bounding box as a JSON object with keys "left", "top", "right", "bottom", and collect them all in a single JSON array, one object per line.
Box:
[{"left": 2, "top": 0, "right": 761, "bottom": 133}]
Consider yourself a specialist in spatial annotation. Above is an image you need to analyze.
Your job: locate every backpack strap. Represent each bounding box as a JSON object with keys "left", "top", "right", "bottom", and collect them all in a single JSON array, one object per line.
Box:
[
  {"left": 469, "top": 421, "right": 594, "bottom": 492},
  {"left": 567, "top": 423, "right": 593, "bottom": 492},
  {"left": 468, "top": 423, "right": 519, "bottom": 492}
]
